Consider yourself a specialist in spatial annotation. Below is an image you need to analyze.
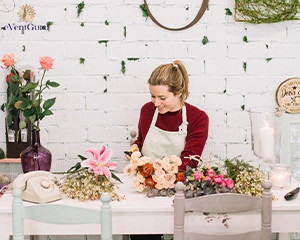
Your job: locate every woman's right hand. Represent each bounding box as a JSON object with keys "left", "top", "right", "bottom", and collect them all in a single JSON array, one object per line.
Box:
[{"left": 124, "top": 144, "right": 139, "bottom": 160}]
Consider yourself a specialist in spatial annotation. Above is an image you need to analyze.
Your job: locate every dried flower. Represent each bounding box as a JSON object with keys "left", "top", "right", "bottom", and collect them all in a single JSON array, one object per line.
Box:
[{"left": 55, "top": 145, "right": 123, "bottom": 202}]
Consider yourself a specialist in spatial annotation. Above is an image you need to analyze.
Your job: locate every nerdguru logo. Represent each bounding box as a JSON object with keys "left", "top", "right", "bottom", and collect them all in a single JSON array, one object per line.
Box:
[{"left": 1, "top": 4, "right": 49, "bottom": 31}]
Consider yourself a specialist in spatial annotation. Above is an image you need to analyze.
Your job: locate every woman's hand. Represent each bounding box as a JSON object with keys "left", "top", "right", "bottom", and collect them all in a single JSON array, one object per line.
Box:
[{"left": 124, "top": 144, "right": 139, "bottom": 160}]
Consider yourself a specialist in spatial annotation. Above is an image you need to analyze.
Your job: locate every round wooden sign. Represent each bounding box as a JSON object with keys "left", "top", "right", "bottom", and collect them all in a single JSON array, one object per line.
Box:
[{"left": 276, "top": 77, "right": 300, "bottom": 113}]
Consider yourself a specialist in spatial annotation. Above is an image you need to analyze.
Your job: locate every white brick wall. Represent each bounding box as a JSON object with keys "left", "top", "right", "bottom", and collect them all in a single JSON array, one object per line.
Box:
[{"left": 0, "top": 0, "right": 299, "bottom": 176}]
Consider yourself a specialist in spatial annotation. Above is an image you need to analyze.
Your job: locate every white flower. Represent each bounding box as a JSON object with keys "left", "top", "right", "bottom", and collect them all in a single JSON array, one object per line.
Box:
[
  {"left": 136, "top": 173, "right": 145, "bottom": 182},
  {"left": 152, "top": 158, "right": 163, "bottom": 170},
  {"left": 155, "top": 169, "right": 165, "bottom": 178},
  {"left": 137, "top": 156, "right": 151, "bottom": 166},
  {"left": 123, "top": 164, "right": 136, "bottom": 177}
]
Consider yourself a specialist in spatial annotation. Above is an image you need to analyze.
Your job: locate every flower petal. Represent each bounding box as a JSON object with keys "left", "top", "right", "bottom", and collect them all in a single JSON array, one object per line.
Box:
[
  {"left": 99, "top": 148, "right": 113, "bottom": 164},
  {"left": 86, "top": 147, "right": 100, "bottom": 161},
  {"left": 81, "top": 159, "right": 96, "bottom": 168},
  {"left": 106, "top": 161, "right": 117, "bottom": 170}
]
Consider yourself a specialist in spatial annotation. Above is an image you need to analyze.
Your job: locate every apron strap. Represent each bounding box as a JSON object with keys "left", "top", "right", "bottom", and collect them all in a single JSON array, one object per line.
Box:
[
  {"left": 151, "top": 106, "right": 188, "bottom": 134},
  {"left": 178, "top": 105, "right": 188, "bottom": 134}
]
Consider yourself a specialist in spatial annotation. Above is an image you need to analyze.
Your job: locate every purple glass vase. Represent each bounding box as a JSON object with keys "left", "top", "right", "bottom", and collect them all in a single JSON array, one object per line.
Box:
[{"left": 21, "top": 129, "right": 52, "bottom": 173}]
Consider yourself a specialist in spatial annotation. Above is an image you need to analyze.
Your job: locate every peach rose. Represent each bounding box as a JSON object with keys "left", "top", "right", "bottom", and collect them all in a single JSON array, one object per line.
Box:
[
  {"left": 123, "top": 164, "right": 136, "bottom": 177},
  {"left": 2, "top": 54, "right": 14, "bottom": 67},
  {"left": 39, "top": 56, "right": 54, "bottom": 70},
  {"left": 152, "top": 158, "right": 163, "bottom": 170}
]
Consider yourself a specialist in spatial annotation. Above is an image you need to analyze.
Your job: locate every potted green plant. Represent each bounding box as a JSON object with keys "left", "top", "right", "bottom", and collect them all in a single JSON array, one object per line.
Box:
[{"left": 1, "top": 54, "right": 60, "bottom": 172}]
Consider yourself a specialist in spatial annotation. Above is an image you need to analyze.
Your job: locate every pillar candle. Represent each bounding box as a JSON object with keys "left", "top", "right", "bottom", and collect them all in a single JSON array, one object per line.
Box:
[
  {"left": 271, "top": 173, "right": 286, "bottom": 189},
  {"left": 259, "top": 122, "right": 274, "bottom": 158}
]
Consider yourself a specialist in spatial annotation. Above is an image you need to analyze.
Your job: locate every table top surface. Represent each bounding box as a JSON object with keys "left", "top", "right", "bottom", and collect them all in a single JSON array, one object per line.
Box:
[{"left": 0, "top": 174, "right": 300, "bottom": 213}]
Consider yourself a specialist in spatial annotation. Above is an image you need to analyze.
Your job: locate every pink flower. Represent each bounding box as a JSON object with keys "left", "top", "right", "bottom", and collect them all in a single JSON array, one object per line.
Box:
[
  {"left": 39, "top": 56, "right": 54, "bottom": 70},
  {"left": 81, "top": 145, "right": 117, "bottom": 180},
  {"left": 214, "top": 174, "right": 224, "bottom": 185},
  {"left": 193, "top": 171, "right": 202, "bottom": 180},
  {"left": 224, "top": 178, "right": 234, "bottom": 189},
  {"left": 206, "top": 169, "right": 215, "bottom": 178},
  {"left": 2, "top": 53, "right": 14, "bottom": 67},
  {"left": 204, "top": 176, "right": 212, "bottom": 181}
]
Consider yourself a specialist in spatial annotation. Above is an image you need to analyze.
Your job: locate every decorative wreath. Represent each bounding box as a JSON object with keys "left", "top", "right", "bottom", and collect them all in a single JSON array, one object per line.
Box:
[{"left": 234, "top": 0, "right": 300, "bottom": 24}]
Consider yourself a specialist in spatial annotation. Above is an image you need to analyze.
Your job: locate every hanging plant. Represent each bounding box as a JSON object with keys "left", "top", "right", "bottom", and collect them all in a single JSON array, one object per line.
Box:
[
  {"left": 234, "top": 0, "right": 300, "bottom": 24},
  {"left": 98, "top": 40, "right": 108, "bottom": 47},
  {"left": 124, "top": 26, "right": 127, "bottom": 38},
  {"left": 121, "top": 61, "right": 126, "bottom": 74},
  {"left": 243, "top": 62, "right": 247, "bottom": 72},
  {"left": 76, "top": 1, "right": 85, "bottom": 18},
  {"left": 202, "top": 36, "right": 209, "bottom": 45},
  {"left": 79, "top": 58, "right": 85, "bottom": 64},
  {"left": 140, "top": 4, "right": 148, "bottom": 18},
  {"left": 225, "top": 8, "right": 233, "bottom": 16}
]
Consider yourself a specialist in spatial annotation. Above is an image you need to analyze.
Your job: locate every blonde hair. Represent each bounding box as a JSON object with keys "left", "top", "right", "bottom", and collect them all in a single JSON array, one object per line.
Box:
[{"left": 147, "top": 60, "right": 189, "bottom": 105}]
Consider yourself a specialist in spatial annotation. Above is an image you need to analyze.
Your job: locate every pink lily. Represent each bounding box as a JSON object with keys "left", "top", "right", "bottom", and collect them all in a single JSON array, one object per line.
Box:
[{"left": 81, "top": 145, "right": 117, "bottom": 180}]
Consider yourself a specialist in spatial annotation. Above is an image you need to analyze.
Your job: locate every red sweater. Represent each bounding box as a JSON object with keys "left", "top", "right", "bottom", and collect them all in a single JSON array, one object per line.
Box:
[{"left": 134, "top": 102, "right": 209, "bottom": 171}]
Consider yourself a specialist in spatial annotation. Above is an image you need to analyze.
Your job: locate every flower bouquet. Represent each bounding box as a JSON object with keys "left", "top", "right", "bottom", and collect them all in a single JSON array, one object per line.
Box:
[
  {"left": 55, "top": 145, "right": 124, "bottom": 202},
  {"left": 123, "top": 151, "right": 182, "bottom": 197},
  {"left": 124, "top": 152, "right": 267, "bottom": 199}
]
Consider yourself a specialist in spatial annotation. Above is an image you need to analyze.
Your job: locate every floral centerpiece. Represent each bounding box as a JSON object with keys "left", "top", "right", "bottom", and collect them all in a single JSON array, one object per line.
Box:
[
  {"left": 1, "top": 53, "right": 60, "bottom": 131},
  {"left": 124, "top": 152, "right": 267, "bottom": 198},
  {"left": 55, "top": 145, "right": 124, "bottom": 202},
  {"left": 123, "top": 151, "right": 182, "bottom": 197}
]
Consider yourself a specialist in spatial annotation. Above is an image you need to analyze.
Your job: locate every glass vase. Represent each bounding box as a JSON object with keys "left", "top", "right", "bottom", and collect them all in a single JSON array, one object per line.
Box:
[
  {"left": 21, "top": 129, "right": 52, "bottom": 173},
  {"left": 248, "top": 107, "right": 285, "bottom": 172}
]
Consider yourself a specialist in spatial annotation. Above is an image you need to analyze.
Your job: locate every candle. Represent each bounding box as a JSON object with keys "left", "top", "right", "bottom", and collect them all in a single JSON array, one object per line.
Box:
[
  {"left": 259, "top": 122, "right": 274, "bottom": 158},
  {"left": 271, "top": 173, "right": 286, "bottom": 189}
]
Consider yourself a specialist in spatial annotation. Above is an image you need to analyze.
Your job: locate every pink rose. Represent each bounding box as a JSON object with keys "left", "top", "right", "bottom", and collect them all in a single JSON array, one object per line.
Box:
[
  {"left": 193, "top": 171, "right": 202, "bottom": 181},
  {"left": 204, "top": 176, "right": 212, "bottom": 181},
  {"left": 224, "top": 178, "right": 234, "bottom": 189},
  {"left": 206, "top": 169, "right": 215, "bottom": 178},
  {"left": 214, "top": 174, "right": 224, "bottom": 185},
  {"left": 2, "top": 53, "right": 14, "bottom": 67},
  {"left": 39, "top": 56, "right": 54, "bottom": 70}
]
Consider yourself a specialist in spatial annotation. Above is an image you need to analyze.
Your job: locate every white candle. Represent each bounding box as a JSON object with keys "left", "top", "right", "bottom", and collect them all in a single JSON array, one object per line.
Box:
[
  {"left": 259, "top": 122, "right": 274, "bottom": 158},
  {"left": 271, "top": 174, "right": 286, "bottom": 189}
]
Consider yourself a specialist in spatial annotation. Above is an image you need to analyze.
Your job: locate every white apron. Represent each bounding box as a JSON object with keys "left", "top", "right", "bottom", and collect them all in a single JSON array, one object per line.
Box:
[{"left": 142, "top": 105, "right": 188, "bottom": 159}]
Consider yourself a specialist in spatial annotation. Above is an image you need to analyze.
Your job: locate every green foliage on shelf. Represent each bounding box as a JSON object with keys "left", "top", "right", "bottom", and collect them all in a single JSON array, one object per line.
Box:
[
  {"left": 80, "top": 22, "right": 84, "bottom": 27},
  {"left": 234, "top": 0, "right": 300, "bottom": 24},
  {"left": 243, "top": 36, "right": 248, "bottom": 43},
  {"left": 77, "top": 1, "right": 85, "bottom": 18},
  {"left": 0, "top": 147, "right": 5, "bottom": 159},
  {"left": 241, "top": 105, "right": 245, "bottom": 111},
  {"left": 105, "top": 20, "right": 109, "bottom": 26},
  {"left": 22, "top": 45, "right": 25, "bottom": 52},
  {"left": 266, "top": 58, "right": 272, "bottom": 62}
]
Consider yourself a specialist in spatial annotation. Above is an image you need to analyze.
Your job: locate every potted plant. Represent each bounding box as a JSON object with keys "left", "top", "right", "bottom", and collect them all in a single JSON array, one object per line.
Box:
[{"left": 1, "top": 54, "right": 60, "bottom": 172}]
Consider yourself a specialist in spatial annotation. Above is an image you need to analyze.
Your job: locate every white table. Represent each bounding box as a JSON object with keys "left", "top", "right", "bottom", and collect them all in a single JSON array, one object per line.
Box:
[{"left": 0, "top": 175, "right": 299, "bottom": 239}]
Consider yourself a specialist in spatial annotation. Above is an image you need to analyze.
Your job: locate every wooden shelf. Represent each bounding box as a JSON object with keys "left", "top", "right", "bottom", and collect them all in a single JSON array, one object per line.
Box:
[{"left": 0, "top": 158, "right": 21, "bottom": 163}]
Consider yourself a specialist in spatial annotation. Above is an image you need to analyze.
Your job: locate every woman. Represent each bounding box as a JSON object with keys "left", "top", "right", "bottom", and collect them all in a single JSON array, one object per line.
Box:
[{"left": 127, "top": 60, "right": 209, "bottom": 240}]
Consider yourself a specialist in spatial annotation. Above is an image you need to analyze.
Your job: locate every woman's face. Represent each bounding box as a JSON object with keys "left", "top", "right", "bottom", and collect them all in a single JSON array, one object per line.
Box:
[{"left": 149, "top": 85, "right": 182, "bottom": 114}]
